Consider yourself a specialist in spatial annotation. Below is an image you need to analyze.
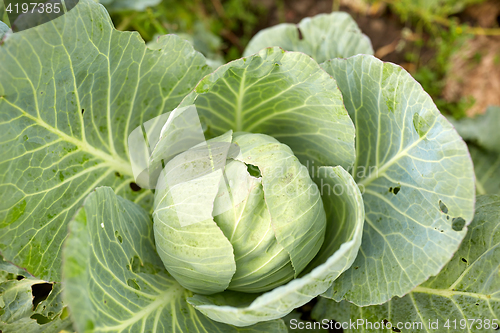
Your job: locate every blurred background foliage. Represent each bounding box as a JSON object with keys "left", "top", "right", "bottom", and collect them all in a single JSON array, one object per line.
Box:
[{"left": 1, "top": 0, "right": 499, "bottom": 118}]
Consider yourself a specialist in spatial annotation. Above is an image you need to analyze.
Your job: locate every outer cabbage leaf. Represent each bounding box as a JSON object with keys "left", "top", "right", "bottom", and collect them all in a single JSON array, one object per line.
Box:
[
  {"left": 0, "top": 0, "right": 210, "bottom": 281},
  {"left": 62, "top": 187, "right": 288, "bottom": 333},
  {"left": 180, "top": 46, "right": 356, "bottom": 171},
  {"left": 99, "top": 0, "right": 161, "bottom": 12},
  {"left": 0, "top": 258, "right": 72, "bottom": 332},
  {"left": 187, "top": 166, "right": 364, "bottom": 327},
  {"left": 313, "top": 195, "right": 500, "bottom": 332},
  {"left": 449, "top": 106, "right": 500, "bottom": 195},
  {"left": 321, "top": 55, "right": 475, "bottom": 306},
  {"left": 469, "top": 146, "right": 500, "bottom": 195},
  {"left": 0, "top": 1, "right": 9, "bottom": 27},
  {"left": 450, "top": 106, "right": 500, "bottom": 153},
  {"left": 0, "top": 20, "right": 8, "bottom": 39},
  {"left": 243, "top": 12, "right": 373, "bottom": 62},
  {"left": 0, "top": 256, "right": 27, "bottom": 280}
]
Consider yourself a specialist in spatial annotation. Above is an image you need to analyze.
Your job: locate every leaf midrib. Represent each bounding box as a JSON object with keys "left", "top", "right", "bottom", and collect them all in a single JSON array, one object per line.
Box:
[
  {"left": 413, "top": 286, "right": 498, "bottom": 302},
  {"left": 235, "top": 69, "right": 246, "bottom": 131},
  {"left": 97, "top": 287, "right": 184, "bottom": 331},
  {"left": 357, "top": 125, "right": 431, "bottom": 188},
  {"left": 1, "top": 97, "right": 133, "bottom": 178}
]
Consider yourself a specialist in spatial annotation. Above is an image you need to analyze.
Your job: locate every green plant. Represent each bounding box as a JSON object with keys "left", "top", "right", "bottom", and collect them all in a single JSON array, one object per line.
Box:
[
  {"left": 412, "top": 20, "right": 476, "bottom": 118},
  {"left": 450, "top": 106, "right": 500, "bottom": 195},
  {"left": 0, "top": 1, "right": 497, "bottom": 332},
  {"left": 383, "top": 0, "right": 487, "bottom": 29}
]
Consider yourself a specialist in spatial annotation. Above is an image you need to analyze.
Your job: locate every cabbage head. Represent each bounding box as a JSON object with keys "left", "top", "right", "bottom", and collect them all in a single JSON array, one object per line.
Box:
[{"left": 153, "top": 131, "right": 327, "bottom": 294}]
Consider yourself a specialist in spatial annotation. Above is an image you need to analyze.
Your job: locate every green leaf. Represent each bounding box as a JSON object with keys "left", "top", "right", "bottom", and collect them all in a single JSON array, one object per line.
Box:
[
  {"left": 243, "top": 12, "right": 373, "bottom": 62},
  {"left": 451, "top": 106, "right": 500, "bottom": 154},
  {"left": 99, "top": 0, "right": 161, "bottom": 12},
  {"left": 0, "top": 0, "right": 210, "bottom": 281},
  {"left": 320, "top": 55, "right": 476, "bottom": 306},
  {"left": 187, "top": 166, "right": 364, "bottom": 327},
  {"left": 0, "top": 20, "right": 8, "bottom": 39},
  {"left": 180, "top": 46, "right": 356, "bottom": 171},
  {"left": 313, "top": 195, "right": 500, "bottom": 333},
  {"left": 0, "top": 1, "right": 9, "bottom": 27},
  {"left": 449, "top": 106, "right": 500, "bottom": 196},
  {"left": 470, "top": 145, "right": 500, "bottom": 196},
  {"left": 0, "top": 256, "right": 28, "bottom": 280},
  {"left": 62, "top": 186, "right": 287, "bottom": 332}
]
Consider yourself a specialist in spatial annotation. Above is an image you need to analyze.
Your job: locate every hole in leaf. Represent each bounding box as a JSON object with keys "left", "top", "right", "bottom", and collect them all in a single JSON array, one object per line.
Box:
[
  {"left": 128, "top": 255, "right": 141, "bottom": 272},
  {"left": 383, "top": 319, "right": 389, "bottom": 326},
  {"left": 130, "top": 182, "right": 141, "bottom": 192},
  {"left": 127, "top": 278, "right": 140, "bottom": 290},
  {"left": 115, "top": 231, "right": 123, "bottom": 243},
  {"left": 452, "top": 217, "right": 466, "bottom": 231},
  {"left": 439, "top": 200, "right": 448, "bottom": 214},
  {"left": 30, "top": 313, "right": 52, "bottom": 325},
  {"left": 297, "top": 27, "right": 303, "bottom": 40},
  {"left": 127, "top": 255, "right": 162, "bottom": 274},
  {"left": 392, "top": 327, "right": 402, "bottom": 332},
  {"left": 81, "top": 109, "right": 85, "bottom": 114},
  {"left": 16, "top": 275, "right": 25, "bottom": 280},
  {"left": 389, "top": 186, "right": 401, "bottom": 195},
  {"left": 31, "top": 283, "right": 53, "bottom": 310},
  {"left": 246, "top": 163, "right": 262, "bottom": 178},
  {"left": 354, "top": 266, "right": 359, "bottom": 270},
  {"left": 461, "top": 257, "right": 467, "bottom": 263}
]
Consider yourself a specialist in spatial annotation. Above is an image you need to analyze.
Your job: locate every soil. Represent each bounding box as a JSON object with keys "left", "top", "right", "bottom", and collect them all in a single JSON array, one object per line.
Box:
[
  {"left": 443, "top": 34, "right": 500, "bottom": 116},
  {"left": 445, "top": 0, "right": 500, "bottom": 115}
]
